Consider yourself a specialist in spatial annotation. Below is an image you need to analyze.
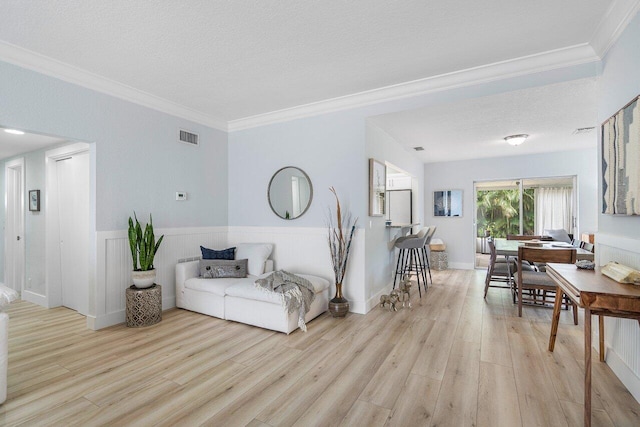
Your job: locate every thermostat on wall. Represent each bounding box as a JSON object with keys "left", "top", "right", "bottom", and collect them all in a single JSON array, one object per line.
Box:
[{"left": 176, "top": 192, "right": 187, "bottom": 201}]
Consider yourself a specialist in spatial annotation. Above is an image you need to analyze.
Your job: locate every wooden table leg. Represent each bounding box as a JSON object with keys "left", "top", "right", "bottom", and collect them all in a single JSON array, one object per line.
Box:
[
  {"left": 599, "top": 315, "right": 605, "bottom": 363},
  {"left": 548, "top": 286, "right": 564, "bottom": 352},
  {"left": 584, "top": 307, "right": 592, "bottom": 427}
]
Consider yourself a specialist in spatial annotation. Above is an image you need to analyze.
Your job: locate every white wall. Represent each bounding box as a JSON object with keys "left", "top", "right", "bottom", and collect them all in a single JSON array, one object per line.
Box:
[
  {"left": 0, "top": 60, "right": 229, "bottom": 232},
  {"left": 0, "top": 59, "right": 228, "bottom": 321},
  {"left": 423, "top": 148, "right": 598, "bottom": 268},
  {"left": 596, "top": 9, "right": 640, "bottom": 403},
  {"left": 365, "top": 121, "right": 424, "bottom": 301}
]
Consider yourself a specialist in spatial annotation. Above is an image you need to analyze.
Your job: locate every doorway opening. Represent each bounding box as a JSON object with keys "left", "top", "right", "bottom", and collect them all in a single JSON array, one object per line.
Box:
[
  {"left": 474, "top": 176, "right": 576, "bottom": 268},
  {"left": 4, "top": 158, "right": 25, "bottom": 294}
]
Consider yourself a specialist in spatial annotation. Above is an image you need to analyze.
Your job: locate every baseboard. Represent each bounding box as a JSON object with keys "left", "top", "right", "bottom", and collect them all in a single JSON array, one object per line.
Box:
[
  {"left": 348, "top": 299, "right": 368, "bottom": 315},
  {"left": 87, "top": 299, "right": 176, "bottom": 330},
  {"left": 21, "top": 290, "right": 47, "bottom": 307},
  {"left": 448, "top": 262, "right": 475, "bottom": 270},
  {"left": 605, "top": 347, "right": 640, "bottom": 404},
  {"left": 366, "top": 282, "right": 394, "bottom": 313},
  {"left": 163, "top": 296, "right": 176, "bottom": 310}
]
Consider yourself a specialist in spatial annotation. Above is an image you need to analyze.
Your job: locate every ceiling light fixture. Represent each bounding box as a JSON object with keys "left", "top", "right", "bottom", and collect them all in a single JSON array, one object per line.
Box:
[
  {"left": 504, "top": 134, "right": 528, "bottom": 146},
  {"left": 3, "top": 129, "right": 25, "bottom": 135}
]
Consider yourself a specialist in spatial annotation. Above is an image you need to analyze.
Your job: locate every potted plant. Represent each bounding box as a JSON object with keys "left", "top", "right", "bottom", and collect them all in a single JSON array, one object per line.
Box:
[
  {"left": 128, "top": 213, "right": 164, "bottom": 288},
  {"left": 327, "top": 187, "right": 357, "bottom": 317}
]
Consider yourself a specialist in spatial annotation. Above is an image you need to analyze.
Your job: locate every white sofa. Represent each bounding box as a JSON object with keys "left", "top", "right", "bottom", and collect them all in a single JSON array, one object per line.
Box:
[{"left": 175, "top": 247, "right": 330, "bottom": 334}]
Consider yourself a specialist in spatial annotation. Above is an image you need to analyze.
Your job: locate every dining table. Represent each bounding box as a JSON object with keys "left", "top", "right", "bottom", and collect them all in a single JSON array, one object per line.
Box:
[{"left": 494, "top": 238, "right": 595, "bottom": 261}]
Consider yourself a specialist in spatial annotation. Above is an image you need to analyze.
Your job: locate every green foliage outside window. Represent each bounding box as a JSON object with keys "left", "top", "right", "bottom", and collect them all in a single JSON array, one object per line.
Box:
[{"left": 476, "top": 189, "right": 535, "bottom": 238}]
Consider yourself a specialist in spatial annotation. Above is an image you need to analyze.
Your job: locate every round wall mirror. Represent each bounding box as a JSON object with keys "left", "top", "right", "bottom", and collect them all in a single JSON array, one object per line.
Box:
[{"left": 268, "top": 166, "right": 313, "bottom": 220}]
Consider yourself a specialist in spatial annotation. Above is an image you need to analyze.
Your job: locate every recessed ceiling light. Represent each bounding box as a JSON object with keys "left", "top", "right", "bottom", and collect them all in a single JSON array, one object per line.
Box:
[
  {"left": 504, "top": 134, "right": 529, "bottom": 146},
  {"left": 3, "top": 129, "right": 25, "bottom": 135}
]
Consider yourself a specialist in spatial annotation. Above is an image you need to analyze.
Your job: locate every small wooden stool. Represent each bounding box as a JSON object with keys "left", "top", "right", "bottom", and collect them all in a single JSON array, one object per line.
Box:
[{"left": 125, "top": 284, "right": 162, "bottom": 327}]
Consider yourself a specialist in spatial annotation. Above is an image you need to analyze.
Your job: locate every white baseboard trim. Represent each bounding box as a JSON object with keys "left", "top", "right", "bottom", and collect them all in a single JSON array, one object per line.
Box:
[
  {"left": 163, "top": 296, "right": 176, "bottom": 310},
  {"left": 605, "top": 347, "right": 640, "bottom": 404},
  {"left": 88, "top": 299, "right": 176, "bottom": 330},
  {"left": 448, "top": 262, "right": 475, "bottom": 270},
  {"left": 349, "top": 299, "right": 368, "bottom": 315},
  {"left": 22, "top": 290, "right": 47, "bottom": 307},
  {"left": 366, "top": 282, "right": 395, "bottom": 313}
]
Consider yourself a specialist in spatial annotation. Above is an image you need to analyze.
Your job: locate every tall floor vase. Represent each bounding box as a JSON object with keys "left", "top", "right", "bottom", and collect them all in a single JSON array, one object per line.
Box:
[{"left": 328, "top": 282, "right": 349, "bottom": 317}]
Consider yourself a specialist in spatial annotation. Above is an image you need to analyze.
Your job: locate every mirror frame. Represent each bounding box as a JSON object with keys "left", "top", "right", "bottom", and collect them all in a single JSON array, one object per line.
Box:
[{"left": 267, "top": 166, "right": 313, "bottom": 220}]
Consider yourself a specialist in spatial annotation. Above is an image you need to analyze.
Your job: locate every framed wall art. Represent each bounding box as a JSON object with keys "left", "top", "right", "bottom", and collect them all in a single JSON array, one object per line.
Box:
[
  {"left": 29, "top": 189, "right": 40, "bottom": 212},
  {"left": 602, "top": 94, "right": 640, "bottom": 215},
  {"left": 369, "top": 158, "right": 386, "bottom": 216},
  {"left": 434, "top": 189, "right": 463, "bottom": 217}
]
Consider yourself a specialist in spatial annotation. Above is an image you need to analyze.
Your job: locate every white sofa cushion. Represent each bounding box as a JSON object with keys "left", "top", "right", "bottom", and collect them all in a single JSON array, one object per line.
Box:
[
  {"left": 235, "top": 243, "right": 273, "bottom": 276},
  {"left": 184, "top": 277, "right": 249, "bottom": 297},
  {"left": 225, "top": 274, "right": 330, "bottom": 304}
]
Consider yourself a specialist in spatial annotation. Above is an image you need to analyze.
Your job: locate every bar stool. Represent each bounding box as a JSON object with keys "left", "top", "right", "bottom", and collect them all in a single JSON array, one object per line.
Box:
[
  {"left": 393, "top": 227, "right": 430, "bottom": 297},
  {"left": 421, "top": 226, "right": 437, "bottom": 285}
]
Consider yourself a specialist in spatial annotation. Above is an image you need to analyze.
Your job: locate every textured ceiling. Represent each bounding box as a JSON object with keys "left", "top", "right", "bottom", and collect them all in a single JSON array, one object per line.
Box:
[
  {"left": 0, "top": 0, "right": 615, "bottom": 122},
  {"left": 0, "top": 128, "right": 67, "bottom": 160},
  {"left": 368, "top": 78, "right": 598, "bottom": 163}
]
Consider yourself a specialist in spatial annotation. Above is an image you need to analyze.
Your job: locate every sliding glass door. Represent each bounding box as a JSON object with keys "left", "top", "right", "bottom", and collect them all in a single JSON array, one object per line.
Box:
[{"left": 474, "top": 176, "right": 576, "bottom": 268}]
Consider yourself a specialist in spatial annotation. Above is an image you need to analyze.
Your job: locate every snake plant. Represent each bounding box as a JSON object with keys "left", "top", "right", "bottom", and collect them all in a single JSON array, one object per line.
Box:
[{"left": 128, "top": 213, "right": 164, "bottom": 271}]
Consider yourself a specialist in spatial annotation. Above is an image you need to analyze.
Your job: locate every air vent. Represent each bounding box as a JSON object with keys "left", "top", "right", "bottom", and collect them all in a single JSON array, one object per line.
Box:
[
  {"left": 573, "top": 127, "right": 595, "bottom": 135},
  {"left": 413, "top": 146, "right": 425, "bottom": 151},
  {"left": 178, "top": 129, "right": 199, "bottom": 146}
]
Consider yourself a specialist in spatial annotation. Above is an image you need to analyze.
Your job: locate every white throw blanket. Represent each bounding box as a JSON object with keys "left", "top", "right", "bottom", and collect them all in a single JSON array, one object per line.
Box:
[{"left": 255, "top": 271, "right": 316, "bottom": 332}]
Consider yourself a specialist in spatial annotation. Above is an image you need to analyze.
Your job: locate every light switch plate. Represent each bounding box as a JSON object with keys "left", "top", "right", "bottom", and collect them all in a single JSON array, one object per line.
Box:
[{"left": 176, "top": 192, "right": 187, "bottom": 201}]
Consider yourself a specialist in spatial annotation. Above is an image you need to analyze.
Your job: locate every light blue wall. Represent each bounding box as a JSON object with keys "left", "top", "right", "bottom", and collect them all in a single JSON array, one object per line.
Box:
[
  {"left": 598, "top": 10, "right": 640, "bottom": 238},
  {"left": 228, "top": 109, "right": 366, "bottom": 226},
  {"left": 365, "top": 121, "right": 424, "bottom": 299},
  {"left": 228, "top": 62, "right": 599, "bottom": 229},
  {"left": 424, "top": 148, "right": 598, "bottom": 268},
  {"left": 0, "top": 60, "right": 228, "bottom": 231}
]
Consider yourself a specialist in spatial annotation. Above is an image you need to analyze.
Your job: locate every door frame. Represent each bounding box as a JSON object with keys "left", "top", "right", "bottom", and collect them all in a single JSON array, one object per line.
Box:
[
  {"left": 4, "top": 158, "right": 25, "bottom": 293},
  {"left": 45, "top": 142, "right": 92, "bottom": 314}
]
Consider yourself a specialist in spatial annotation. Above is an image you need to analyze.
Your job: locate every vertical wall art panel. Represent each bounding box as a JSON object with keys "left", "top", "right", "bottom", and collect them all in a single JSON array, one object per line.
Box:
[{"left": 602, "top": 94, "right": 640, "bottom": 215}]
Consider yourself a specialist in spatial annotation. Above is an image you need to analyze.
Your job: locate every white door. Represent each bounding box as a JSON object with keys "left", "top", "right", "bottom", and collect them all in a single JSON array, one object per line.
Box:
[
  {"left": 4, "top": 159, "right": 25, "bottom": 293},
  {"left": 56, "top": 153, "right": 90, "bottom": 311}
]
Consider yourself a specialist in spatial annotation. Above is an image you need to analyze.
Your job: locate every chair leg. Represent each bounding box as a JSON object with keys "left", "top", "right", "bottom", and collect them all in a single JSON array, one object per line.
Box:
[
  {"left": 573, "top": 302, "right": 579, "bottom": 325},
  {"left": 416, "top": 248, "right": 427, "bottom": 295},
  {"left": 393, "top": 249, "right": 404, "bottom": 289},
  {"left": 518, "top": 280, "right": 523, "bottom": 317},
  {"left": 424, "top": 248, "right": 432, "bottom": 284},
  {"left": 414, "top": 249, "right": 425, "bottom": 298}
]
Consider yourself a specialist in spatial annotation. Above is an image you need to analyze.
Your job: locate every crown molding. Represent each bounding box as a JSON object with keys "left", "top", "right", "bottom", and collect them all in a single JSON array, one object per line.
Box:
[
  {"left": 590, "top": 0, "right": 640, "bottom": 57},
  {"left": 227, "top": 44, "right": 599, "bottom": 132},
  {"left": 0, "top": 41, "right": 228, "bottom": 131}
]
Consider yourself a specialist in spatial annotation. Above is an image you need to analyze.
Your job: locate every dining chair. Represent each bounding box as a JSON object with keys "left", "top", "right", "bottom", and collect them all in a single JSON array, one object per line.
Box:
[
  {"left": 484, "top": 238, "right": 535, "bottom": 299},
  {"left": 483, "top": 238, "right": 514, "bottom": 298},
  {"left": 514, "top": 246, "right": 577, "bottom": 322},
  {"left": 581, "top": 241, "right": 595, "bottom": 253}
]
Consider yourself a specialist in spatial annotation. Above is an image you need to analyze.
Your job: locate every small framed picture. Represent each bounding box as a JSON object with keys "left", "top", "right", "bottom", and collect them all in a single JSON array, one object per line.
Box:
[{"left": 29, "top": 190, "right": 40, "bottom": 212}]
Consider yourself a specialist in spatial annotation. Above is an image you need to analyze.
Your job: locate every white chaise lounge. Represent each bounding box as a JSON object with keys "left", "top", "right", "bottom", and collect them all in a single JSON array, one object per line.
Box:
[{"left": 175, "top": 243, "right": 330, "bottom": 334}]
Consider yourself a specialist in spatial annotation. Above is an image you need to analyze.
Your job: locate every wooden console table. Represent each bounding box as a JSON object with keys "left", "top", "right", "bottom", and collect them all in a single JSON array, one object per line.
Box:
[{"left": 546, "top": 263, "right": 640, "bottom": 427}]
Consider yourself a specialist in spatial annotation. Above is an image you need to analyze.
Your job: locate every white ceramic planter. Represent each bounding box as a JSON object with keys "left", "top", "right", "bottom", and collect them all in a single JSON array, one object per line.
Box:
[{"left": 132, "top": 269, "right": 156, "bottom": 288}]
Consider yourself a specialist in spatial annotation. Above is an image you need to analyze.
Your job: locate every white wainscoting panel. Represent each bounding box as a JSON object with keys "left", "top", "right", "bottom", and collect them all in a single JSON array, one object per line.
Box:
[
  {"left": 228, "top": 226, "right": 367, "bottom": 313},
  {"left": 595, "top": 233, "right": 640, "bottom": 403},
  {"left": 92, "top": 227, "right": 227, "bottom": 329}
]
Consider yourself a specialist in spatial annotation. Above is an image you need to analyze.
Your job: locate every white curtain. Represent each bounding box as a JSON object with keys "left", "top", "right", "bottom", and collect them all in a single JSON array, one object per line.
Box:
[{"left": 534, "top": 187, "right": 574, "bottom": 235}]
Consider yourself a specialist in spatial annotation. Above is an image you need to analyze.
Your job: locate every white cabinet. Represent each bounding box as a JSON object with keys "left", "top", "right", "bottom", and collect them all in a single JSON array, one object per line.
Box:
[{"left": 387, "top": 175, "right": 412, "bottom": 190}]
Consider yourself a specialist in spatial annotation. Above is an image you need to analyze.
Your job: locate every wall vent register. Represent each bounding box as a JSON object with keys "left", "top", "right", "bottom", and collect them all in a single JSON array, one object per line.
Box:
[{"left": 178, "top": 129, "right": 199, "bottom": 146}]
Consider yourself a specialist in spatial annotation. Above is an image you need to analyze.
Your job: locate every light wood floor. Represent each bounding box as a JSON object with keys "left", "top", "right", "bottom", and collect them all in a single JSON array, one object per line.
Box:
[{"left": 1, "top": 269, "right": 639, "bottom": 426}]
